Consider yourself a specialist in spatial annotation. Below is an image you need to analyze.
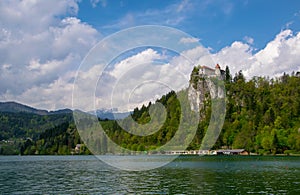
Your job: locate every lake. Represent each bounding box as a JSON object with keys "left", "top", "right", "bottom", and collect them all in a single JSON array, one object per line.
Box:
[{"left": 0, "top": 155, "right": 299, "bottom": 194}]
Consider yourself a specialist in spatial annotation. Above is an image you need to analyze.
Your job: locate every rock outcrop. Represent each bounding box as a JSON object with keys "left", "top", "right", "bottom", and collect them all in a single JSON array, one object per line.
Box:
[{"left": 188, "top": 64, "right": 225, "bottom": 114}]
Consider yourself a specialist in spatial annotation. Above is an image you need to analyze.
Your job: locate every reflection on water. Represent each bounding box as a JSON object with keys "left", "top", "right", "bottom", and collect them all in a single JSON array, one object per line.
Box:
[{"left": 0, "top": 155, "right": 299, "bottom": 194}]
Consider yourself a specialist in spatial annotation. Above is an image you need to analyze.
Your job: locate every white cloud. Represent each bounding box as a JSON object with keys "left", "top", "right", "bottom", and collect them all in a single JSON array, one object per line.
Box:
[
  {"left": 213, "top": 29, "right": 300, "bottom": 78},
  {"left": 180, "top": 37, "right": 200, "bottom": 44},
  {"left": 213, "top": 41, "right": 254, "bottom": 74},
  {"left": 93, "top": 49, "right": 168, "bottom": 111},
  {"left": 90, "top": 0, "right": 107, "bottom": 8},
  {"left": 243, "top": 36, "right": 254, "bottom": 45},
  {"left": 89, "top": 48, "right": 192, "bottom": 112},
  {"left": 0, "top": 0, "right": 78, "bottom": 33},
  {"left": 0, "top": 0, "right": 100, "bottom": 110},
  {"left": 246, "top": 30, "right": 300, "bottom": 77},
  {"left": 109, "top": 48, "right": 162, "bottom": 78},
  {"left": 103, "top": 0, "right": 194, "bottom": 30},
  {"left": 18, "top": 75, "right": 74, "bottom": 111},
  {"left": 176, "top": 0, "right": 190, "bottom": 13},
  {"left": 2, "top": 64, "right": 11, "bottom": 70}
]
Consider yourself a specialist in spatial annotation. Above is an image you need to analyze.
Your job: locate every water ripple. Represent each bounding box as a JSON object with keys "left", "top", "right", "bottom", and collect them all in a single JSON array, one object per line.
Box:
[{"left": 0, "top": 156, "right": 299, "bottom": 194}]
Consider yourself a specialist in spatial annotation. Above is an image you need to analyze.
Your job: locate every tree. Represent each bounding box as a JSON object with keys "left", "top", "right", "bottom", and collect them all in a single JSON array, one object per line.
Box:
[
  {"left": 271, "top": 130, "right": 279, "bottom": 154},
  {"left": 225, "top": 66, "right": 232, "bottom": 83},
  {"left": 233, "top": 70, "right": 245, "bottom": 83}
]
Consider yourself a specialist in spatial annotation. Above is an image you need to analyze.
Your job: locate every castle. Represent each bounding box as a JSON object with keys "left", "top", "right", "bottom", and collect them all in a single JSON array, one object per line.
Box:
[{"left": 197, "top": 64, "right": 225, "bottom": 78}]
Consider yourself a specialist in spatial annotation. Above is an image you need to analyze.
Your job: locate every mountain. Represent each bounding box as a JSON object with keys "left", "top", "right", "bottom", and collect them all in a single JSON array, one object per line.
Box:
[
  {"left": 0, "top": 102, "right": 73, "bottom": 141},
  {"left": 95, "top": 109, "right": 131, "bottom": 120},
  {"left": 48, "top": 109, "right": 73, "bottom": 115},
  {"left": 0, "top": 101, "right": 48, "bottom": 115},
  {"left": 0, "top": 101, "right": 72, "bottom": 115}
]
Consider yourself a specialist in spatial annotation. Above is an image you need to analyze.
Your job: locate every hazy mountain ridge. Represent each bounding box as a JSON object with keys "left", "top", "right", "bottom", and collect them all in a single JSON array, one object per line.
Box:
[
  {"left": 0, "top": 101, "right": 48, "bottom": 115},
  {"left": 0, "top": 101, "right": 72, "bottom": 115},
  {"left": 95, "top": 109, "right": 131, "bottom": 120}
]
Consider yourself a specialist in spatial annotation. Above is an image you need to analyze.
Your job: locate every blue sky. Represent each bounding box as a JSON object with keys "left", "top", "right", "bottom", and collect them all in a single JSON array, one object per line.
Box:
[
  {"left": 0, "top": 0, "right": 300, "bottom": 110},
  {"left": 78, "top": 0, "right": 300, "bottom": 51}
]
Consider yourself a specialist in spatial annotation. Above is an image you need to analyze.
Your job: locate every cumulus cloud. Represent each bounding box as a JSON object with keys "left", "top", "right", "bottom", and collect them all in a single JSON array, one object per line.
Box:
[
  {"left": 213, "top": 29, "right": 300, "bottom": 78},
  {"left": 212, "top": 41, "right": 254, "bottom": 75},
  {"left": 0, "top": 0, "right": 99, "bottom": 110},
  {"left": 92, "top": 48, "right": 189, "bottom": 112},
  {"left": 108, "top": 48, "right": 163, "bottom": 78},
  {"left": 247, "top": 30, "right": 300, "bottom": 77}
]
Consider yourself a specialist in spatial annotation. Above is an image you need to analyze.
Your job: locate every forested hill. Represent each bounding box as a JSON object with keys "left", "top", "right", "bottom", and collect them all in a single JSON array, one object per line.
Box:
[
  {"left": 217, "top": 70, "right": 300, "bottom": 154},
  {"left": 1, "top": 69, "right": 300, "bottom": 155},
  {"left": 0, "top": 102, "right": 73, "bottom": 140},
  {"left": 91, "top": 69, "right": 300, "bottom": 155},
  {"left": 0, "top": 101, "right": 72, "bottom": 115},
  {"left": 0, "top": 101, "right": 48, "bottom": 115},
  {"left": 0, "top": 102, "right": 73, "bottom": 154}
]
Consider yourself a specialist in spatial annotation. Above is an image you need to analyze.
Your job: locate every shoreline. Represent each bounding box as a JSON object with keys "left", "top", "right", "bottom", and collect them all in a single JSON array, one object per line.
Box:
[{"left": 1, "top": 153, "right": 300, "bottom": 157}]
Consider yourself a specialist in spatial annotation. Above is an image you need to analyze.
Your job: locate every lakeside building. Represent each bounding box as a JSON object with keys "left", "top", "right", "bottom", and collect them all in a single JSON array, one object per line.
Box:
[
  {"left": 162, "top": 149, "right": 248, "bottom": 156},
  {"left": 216, "top": 149, "right": 249, "bottom": 155}
]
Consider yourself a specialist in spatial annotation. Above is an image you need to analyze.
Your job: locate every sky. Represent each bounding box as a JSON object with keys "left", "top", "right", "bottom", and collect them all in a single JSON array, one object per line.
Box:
[{"left": 1, "top": 0, "right": 300, "bottom": 111}]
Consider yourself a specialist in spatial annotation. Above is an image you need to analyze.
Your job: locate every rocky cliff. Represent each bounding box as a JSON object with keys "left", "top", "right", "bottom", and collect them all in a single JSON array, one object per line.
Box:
[{"left": 188, "top": 65, "right": 225, "bottom": 114}]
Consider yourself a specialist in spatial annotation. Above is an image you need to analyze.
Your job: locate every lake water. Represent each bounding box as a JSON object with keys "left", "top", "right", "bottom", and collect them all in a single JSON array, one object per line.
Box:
[{"left": 0, "top": 155, "right": 299, "bottom": 194}]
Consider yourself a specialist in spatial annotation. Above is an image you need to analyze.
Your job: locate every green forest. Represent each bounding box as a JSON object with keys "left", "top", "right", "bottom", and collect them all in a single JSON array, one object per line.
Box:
[
  {"left": 90, "top": 68, "right": 300, "bottom": 155},
  {"left": 217, "top": 69, "right": 300, "bottom": 155},
  {"left": 0, "top": 111, "right": 74, "bottom": 154},
  {"left": 1, "top": 67, "right": 300, "bottom": 155}
]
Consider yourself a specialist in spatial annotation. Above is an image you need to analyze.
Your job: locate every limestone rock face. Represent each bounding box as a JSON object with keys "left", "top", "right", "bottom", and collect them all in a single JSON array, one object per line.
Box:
[
  {"left": 187, "top": 65, "right": 226, "bottom": 150},
  {"left": 188, "top": 65, "right": 225, "bottom": 113},
  {"left": 188, "top": 78, "right": 207, "bottom": 113}
]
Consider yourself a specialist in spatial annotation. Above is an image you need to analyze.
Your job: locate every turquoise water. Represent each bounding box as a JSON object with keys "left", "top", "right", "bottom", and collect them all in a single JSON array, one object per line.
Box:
[{"left": 0, "top": 155, "right": 299, "bottom": 194}]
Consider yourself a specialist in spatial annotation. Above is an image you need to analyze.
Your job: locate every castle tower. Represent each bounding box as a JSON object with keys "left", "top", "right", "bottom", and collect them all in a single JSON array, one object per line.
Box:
[{"left": 215, "top": 64, "right": 221, "bottom": 76}]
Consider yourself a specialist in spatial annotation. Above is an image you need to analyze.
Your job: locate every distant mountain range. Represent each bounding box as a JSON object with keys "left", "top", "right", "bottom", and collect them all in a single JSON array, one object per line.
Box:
[
  {"left": 91, "top": 109, "right": 131, "bottom": 120},
  {"left": 0, "top": 101, "right": 72, "bottom": 115},
  {"left": 0, "top": 101, "right": 130, "bottom": 120}
]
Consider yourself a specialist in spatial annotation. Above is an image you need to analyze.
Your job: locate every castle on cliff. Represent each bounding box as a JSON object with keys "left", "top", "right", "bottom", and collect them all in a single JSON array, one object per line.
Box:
[
  {"left": 197, "top": 64, "right": 225, "bottom": 78},
  {"left": 188, "top": 64, "right": 225, "bottom": 113}
]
